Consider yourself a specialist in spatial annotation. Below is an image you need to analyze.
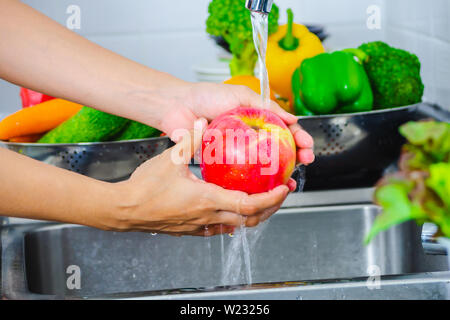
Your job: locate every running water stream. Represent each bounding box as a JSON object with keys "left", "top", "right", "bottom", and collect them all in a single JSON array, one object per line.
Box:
[
  {"left": 251, "top": 11, "right": 271, "bottom": 109},
  {"left": 220, "top": 11, "right": 272, "bottom": 286}
]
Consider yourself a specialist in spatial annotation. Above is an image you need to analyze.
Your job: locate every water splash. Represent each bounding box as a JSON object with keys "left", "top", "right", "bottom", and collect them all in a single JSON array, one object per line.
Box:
[
  {"left": 221, "top": 226, "right": 245, "bottom": 285},
  {"left": 220, "top": 226, "right": 225, "bottom": 266},
  {"left": 220, "top": 221, "right": 269, "bottom": 286},
  {"left": 240, "top": 223, "right": 253, "bottom": 285},
  {"left": 204, "top": 235, "right": 213, "bottom": 271}
]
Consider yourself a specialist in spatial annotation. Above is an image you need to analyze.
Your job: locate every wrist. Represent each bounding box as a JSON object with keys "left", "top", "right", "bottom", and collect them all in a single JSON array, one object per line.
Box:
[
  {"left": 90, "top": 180, "right": 157, "bottom": 232},
  {"left": 126, "top": 73, "right": 193, "bottom": 132},
  {"left": 75, "top": 180, "right": 135, "bottom": 231}
]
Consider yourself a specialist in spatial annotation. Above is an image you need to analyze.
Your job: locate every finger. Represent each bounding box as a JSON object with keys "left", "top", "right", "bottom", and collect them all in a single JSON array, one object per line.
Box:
[
  {"left": 298, "top": 148, "right": 315, "bottom": 165},
  {"left": 191, "top": 228, "right": 217, "bottom": 237},
  {"left": 287, "top": 178, "right": 297, "bottom": 192},
  {"left": 212, "top": 184, "right": 289, "bottom": 216},
  {"left": 204, "top": 224, "right": 235, "bottom": 236},
  {"left": 179, "top": 225, "right": 230, "bottom": 237},
  {"left": 129, "top": 224, "right": 230, "bottom": 237},
  {"left": 219, "top": 224, "right": 236, "bottom": 234},
  {"left": 245, "top": 204, "right": 280, "bottom": 227},
  {"left": 259, "top": 204, "right": 281, "bottom": 222},
  {"left": 267, "top": 99, "right": 298, "bottom": 125},
  {"left": 169, "top": 118, "right": 207, "bottom": 166},
  {"left": 208, "top": 211, "right": 247, "bottom": 227},
  {"left": 157, "top": 224, "right": 204, "bottom": 234},
  {"left": 289, "top": 123, "right": 314, "bottom": 149}
]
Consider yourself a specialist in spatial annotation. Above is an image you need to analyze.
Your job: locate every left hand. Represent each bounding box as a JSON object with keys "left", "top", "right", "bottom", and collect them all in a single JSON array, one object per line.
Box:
[{"left": 160, "top": 82, "right": 315, "bottom": 167}]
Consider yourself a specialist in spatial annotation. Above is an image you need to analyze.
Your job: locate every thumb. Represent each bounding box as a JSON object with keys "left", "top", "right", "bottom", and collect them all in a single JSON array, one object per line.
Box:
[
  {"left": 238, "top": 86, "right": 298, "bottom": 125},
  {"left": 169, "top": 118, "right": 207, "bottom": 166}
]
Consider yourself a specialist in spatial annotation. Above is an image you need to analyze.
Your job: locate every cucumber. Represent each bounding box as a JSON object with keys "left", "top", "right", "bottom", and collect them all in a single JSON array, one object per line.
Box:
[
  {"left": 38, "top": 107, "right": 129, "bottom": 143},
  {"left": 115, "top": 121, "right": 161, "bottom": 141}
]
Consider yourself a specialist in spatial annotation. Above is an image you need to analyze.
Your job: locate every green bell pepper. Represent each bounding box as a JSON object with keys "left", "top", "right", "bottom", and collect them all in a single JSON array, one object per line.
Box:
[{"left": 292, "top": 50, "right": 374, "bottom": 116}]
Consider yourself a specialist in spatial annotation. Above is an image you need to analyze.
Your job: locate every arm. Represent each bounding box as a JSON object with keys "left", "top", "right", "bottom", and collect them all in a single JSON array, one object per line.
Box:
[{"left": 0, "top": 147, "right": 118, "bottom": 228}]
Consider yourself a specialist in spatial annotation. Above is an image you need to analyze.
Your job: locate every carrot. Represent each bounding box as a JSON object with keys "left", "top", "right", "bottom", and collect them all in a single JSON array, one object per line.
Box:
[
  {"left": 9, "top": 133, "right": 44, "bottom": 143},
  {"left": 0, "top": 99, "right": 82, "bottom": 140}
]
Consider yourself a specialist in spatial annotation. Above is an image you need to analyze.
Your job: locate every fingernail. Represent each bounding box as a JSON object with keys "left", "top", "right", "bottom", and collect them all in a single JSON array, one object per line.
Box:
[{"left": 287, "top": 179, "right": 297, "bottom": 192}]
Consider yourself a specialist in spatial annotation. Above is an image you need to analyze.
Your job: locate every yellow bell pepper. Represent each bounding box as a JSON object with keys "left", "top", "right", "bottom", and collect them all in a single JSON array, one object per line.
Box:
[{"left": 266, "top": 9, "right": 325, "bottom": 106}]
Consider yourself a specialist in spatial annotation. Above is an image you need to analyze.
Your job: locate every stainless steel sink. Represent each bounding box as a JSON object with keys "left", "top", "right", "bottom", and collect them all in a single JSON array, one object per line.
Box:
[
  {"left": 2, "top": 204, "right": 448, "bottom": 299},
  {"left": 99, "top": 272, "right": 450, "bottom": 300}
]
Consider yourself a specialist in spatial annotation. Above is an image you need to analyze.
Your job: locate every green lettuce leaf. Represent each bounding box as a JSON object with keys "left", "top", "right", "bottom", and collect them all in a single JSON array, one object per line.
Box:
[
  {"left": 365, "top": 182, "right": 427, "bottom": 244},
  {"left": 425, "top": 163, "right": 450, "bottom": 237},
  {"left": 399, "top": 121, "right": 450, "bottom": 163},
  {"left": 366, "top": 121, "right": 450, "bottom": 243}
]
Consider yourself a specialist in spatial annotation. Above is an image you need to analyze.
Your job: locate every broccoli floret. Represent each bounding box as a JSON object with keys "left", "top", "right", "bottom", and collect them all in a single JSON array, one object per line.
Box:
[
  {"left": 358, "top": 41, "right": 424, "bottom": 109},
  {"left": 206, "top": 0, "right": 279, "bottom": 76}
]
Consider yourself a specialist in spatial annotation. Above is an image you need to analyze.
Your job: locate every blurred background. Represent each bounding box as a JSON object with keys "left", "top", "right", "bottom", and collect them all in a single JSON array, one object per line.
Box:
[{"left": 0, "top": 0, "right": 449, "bottom": 117}]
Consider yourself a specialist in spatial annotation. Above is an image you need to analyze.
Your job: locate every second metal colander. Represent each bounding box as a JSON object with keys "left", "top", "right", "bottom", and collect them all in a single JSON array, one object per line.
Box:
[{"left": 298, "top": 102, "right": 449, "bottom": 190}]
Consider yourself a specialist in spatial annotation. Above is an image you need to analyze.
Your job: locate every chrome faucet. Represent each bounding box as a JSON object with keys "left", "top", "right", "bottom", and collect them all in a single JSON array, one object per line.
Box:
[{"left": 245, "top": 0, "right": 274, "bottom": 14}]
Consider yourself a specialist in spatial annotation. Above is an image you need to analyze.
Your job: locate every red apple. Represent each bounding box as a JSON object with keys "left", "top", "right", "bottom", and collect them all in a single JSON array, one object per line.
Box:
[{"left": 200, "top": 107, "right": 296, "bottom": 194}]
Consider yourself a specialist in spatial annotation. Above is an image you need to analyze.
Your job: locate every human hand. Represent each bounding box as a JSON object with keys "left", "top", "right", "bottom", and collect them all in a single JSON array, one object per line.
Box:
[
  {"left": 107, "top": 119, "right": 289, "bottom": 236},
  {"left": 159, "top": 82, "right": 315, "bottom": 167}
]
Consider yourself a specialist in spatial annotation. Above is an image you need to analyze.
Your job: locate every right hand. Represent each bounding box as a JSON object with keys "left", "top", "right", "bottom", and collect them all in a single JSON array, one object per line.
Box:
[
  {"left": 159, "top": 82, "right": 315, "bottom": 166},
  {"left": 106, "top": 118, "right": 290, "bottom": 236}
]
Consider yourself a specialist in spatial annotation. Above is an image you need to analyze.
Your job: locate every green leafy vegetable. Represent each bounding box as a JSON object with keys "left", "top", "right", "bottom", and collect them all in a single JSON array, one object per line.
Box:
[
  {"left": 206, "top": 0, "right": 279, "bottom": 76},
  {"left": 366, "top": 121, "right": 450, "bottom": 243},
  {"left": 427, "top": 163, "right": 450, "bottom": 208},
  {"left": 365, "top": 177, "right": 428, "bottom": 243},
  {"left": 400, "top": 121, "right": 450, "bottom": 163}
]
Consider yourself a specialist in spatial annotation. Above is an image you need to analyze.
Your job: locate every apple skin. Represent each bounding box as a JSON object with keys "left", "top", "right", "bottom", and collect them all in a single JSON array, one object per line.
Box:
[{"left": 200, "top": 107, "right": 296, "bottom": 194}]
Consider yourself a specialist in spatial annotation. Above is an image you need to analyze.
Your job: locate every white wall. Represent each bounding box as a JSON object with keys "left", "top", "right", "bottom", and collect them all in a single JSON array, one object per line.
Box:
[
  {"left": 384, "top": 0, "right": 450, "bottom": 110},
  {"left": 0, "top": 0, "right": 448, "bottom": 117},
  {"left": 279, "top": 0, "right": 385, "bottom": 50}
]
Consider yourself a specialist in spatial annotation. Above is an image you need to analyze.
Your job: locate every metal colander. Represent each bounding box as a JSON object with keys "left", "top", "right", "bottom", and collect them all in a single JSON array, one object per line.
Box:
[
  {"left": 0, "top": 137, "right": 174, "bottom": 182},
  {"left": 298, "top": 102, "right": 450, "bottom": 190}
]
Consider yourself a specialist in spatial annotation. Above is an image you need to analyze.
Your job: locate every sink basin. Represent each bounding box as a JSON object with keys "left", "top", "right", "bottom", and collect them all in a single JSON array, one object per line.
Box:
[{"left": 14, "top": 204, "right": 446, "bottom": 298}]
